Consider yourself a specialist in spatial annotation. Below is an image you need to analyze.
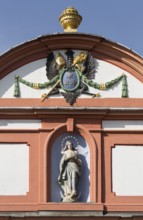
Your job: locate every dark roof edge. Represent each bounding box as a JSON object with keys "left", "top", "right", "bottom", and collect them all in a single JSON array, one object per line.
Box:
[{"left": 1, "top": 32, "right": 142, "bottom": 59}]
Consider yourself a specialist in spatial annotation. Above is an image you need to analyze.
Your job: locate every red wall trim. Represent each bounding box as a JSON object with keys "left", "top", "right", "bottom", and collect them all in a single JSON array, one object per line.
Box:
[{"left": 0, "top": 34, "right": 142, "bottom": 82}]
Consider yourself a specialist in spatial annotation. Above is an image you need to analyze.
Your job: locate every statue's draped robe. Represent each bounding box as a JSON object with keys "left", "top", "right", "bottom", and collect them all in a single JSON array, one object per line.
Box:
[{"left": 58, "top": 151, "right": 81, "bottom": 196}]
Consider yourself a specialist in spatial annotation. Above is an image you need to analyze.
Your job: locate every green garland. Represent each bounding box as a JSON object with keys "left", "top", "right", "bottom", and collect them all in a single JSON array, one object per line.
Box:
[
  {"left": 82, "top": 74, "right": 128, "bottom": 98},
  {"left": 14, "top": 75, "right": 59, "bottom": 97},
  {"left": 122, "top": 74, "right": 128, "bottom": 97},
  {"left": 14, "top": 73, "right": 128, "bottom": 98}
]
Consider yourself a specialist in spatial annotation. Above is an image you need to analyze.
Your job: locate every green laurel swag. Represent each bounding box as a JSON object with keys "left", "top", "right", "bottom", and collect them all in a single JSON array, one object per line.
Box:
[
  {"left": 14, "top": 75, "right": 20, "bottom": 97},
  {"left": 14, "top": 72, "right": 128, "bottom": 98},
  {"left": 82, "top": 73, "right": 128, "bottom": 98},
  {"left": 122, "top": 74, "right": 128, "bottom": 97},
  {"left": 14, "top": 75, "right": 59, "bottom": 97}
]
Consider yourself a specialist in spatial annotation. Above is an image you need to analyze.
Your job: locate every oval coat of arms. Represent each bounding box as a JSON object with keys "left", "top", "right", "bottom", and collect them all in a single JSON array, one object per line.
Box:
[{"left": 60, "top": 70, "right": 80, "bottom": 92}]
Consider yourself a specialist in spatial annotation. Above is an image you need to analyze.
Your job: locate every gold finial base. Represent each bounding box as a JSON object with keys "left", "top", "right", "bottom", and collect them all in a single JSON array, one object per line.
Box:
[
  {"left": 59, "top": 6, "right": 82, "bottom": 32},
  {"left": 64, "top": 28, "right": 77, "bottom": 33}
]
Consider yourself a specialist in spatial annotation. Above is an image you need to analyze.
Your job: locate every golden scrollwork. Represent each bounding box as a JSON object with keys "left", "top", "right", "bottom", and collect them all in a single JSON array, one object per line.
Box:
[
  {"left": 33, "top": 83, "right": 39, "bottom": 89},
  {"left": 96, "top": 93, "right": 101, "bottom": 97},
  {"left": 55, "top": 53, "right": 66, "bottom": 70},
  {"left": 99, "top": 84, "right": 106, "bottom": 90},
  {"left": 72, "top": 51, "right": 87, "bottom": 72},
  {"left": 73, "top": 52, "right": 87, "bottom": 66},
  {"left": 59, "top": 6, "right": 82, "bottom": 32}
]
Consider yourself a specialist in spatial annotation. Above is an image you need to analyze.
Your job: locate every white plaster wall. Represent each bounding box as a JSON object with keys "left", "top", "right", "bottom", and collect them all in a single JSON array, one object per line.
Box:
[
  {"left": 51, "top": 132, "right": 90, "bottom": 202},
  {"left": 0, "top": 55, "right": 143, "bottom": 98},
  {"left": 89, "top": 59, "right": 143, "bottom": 98},
  {"left": 0, "top": 119, "right": 41, "bottom": 129},
  {"left": 0, "top": 143, "right": 29, "bottom": 195},
  {"left": 0, "top": 59, "right": 48, "bottom": 98},
  {"left": 112, "top": 145, "right": 143, "bottom": 196},
  {"left": 102, "top": 120, "right": 143, "bottom": 130}
]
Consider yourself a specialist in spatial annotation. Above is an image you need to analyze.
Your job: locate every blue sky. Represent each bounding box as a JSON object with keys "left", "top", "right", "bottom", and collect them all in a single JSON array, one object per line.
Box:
[{"left": 0, "top": 0, "right": 143, "bottom": 57}]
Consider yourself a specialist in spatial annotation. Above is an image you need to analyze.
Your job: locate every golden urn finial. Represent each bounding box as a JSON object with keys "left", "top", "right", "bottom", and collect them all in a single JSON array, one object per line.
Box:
[{"left": 59, "top": 6, "right": 82, "bottom": 32}]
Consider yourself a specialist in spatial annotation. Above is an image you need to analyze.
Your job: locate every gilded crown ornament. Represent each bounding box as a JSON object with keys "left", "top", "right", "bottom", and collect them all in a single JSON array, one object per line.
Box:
[{"left": 59, "top": 6, "right": 82, "bottom": 32}]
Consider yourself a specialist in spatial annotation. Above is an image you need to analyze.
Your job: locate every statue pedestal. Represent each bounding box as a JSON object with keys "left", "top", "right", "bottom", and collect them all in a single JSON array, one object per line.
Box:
[{"left": 62, "top": 194, "right": 80, "bottom": 203}]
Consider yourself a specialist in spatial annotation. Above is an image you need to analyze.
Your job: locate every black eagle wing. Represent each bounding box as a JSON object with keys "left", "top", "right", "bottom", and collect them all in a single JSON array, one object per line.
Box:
[
  {"left": 46, "top": 52, "right": 58, "bottom": 80},
  {"left": 82, "top": 53, "right": 96, "bottom": 79}
]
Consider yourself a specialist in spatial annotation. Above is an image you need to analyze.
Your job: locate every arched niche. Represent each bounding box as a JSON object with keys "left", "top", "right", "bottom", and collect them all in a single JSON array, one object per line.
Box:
[
  {"left": 51, "top": 132, "right": 90, "bottom": 202},
  {"left": 45, "top": 124, "right": 97, "bottom": 203}
]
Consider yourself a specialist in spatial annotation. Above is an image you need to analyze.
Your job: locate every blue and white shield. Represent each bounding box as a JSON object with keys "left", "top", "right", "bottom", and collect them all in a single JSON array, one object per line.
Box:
[{"left": 60, "top": 70, "right": 80, "bottom": 92}]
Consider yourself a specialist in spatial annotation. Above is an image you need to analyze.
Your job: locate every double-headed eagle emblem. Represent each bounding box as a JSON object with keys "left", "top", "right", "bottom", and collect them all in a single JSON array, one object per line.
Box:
[
  {"left": 14, "top": 49, "right": 128, "bottom": 104},
  {"left": 44, "top": 49, "right": 98, "bottom": 105}
]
